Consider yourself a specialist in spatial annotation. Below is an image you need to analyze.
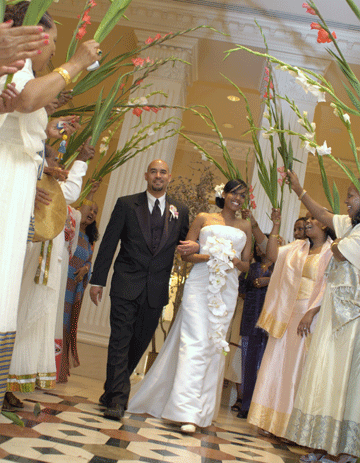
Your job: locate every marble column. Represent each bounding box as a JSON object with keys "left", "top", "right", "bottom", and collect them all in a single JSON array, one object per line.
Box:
[
  {"left": 251, "top": 55, "right": 330, "bottom": 242},
  {"left": 78, "top": 32, "right": 198, "bottom": 347}
]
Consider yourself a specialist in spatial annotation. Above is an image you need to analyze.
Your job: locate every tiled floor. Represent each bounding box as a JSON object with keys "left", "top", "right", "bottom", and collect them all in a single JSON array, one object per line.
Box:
[{"left": 0, "top": 375, "right": 306, "bottom": 462}]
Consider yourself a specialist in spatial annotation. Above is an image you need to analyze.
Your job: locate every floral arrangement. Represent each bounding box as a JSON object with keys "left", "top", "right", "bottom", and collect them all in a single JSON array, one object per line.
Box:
[
  {"left": 169, "top": 204, "right": 178, "bottom": 221},
  {"left": 203, "top": 235, "right": 236, "bottom": 354},
  {"left": 223, "top": 23, "right": 296, "bottom": 212},
  {"left": 223, "top": 0, "right": 360, "bottom": 211}
]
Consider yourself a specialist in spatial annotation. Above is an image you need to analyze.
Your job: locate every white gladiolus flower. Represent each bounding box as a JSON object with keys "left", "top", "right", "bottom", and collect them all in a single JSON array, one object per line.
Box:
[
  {"left": 201, "top": 153, "right": 208, "bottom": 162},
  {"left": 147, "top": 128, "right": 155, "bottom": 136},
  {"left": 343, "top": 113, "right": 351, "bottom": 124},
  {"left": 310, "top": 122, "right": 316, "bottom": 131},
  {"left": 305, "top": 132, "right": 315, "bottom": 140},
  {"left": 317, "top": 141, "right": 331, "bottom": 156},
  {"left": 304, "top": 140, "right": 316, "bottom": 155}
]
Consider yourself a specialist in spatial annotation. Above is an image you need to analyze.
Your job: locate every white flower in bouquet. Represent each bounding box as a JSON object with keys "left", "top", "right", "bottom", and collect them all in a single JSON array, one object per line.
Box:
[{"left": 214, "top": 184, "right": 224, "bottom": 198}]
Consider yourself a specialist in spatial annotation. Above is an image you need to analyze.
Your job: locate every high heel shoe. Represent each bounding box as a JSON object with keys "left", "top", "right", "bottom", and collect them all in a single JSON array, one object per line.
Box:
[{"left": 180, "top": 423, "right": 196, "bottom": 434}]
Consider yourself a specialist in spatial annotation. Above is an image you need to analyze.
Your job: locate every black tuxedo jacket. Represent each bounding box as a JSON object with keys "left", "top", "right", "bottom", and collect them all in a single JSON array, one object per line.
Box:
[{"left": 90, "top": 191, "right": 189, "bottom": 308}]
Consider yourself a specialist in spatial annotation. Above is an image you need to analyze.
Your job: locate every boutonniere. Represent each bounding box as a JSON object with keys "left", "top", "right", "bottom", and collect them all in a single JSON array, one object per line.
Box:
[{"left": 169, "top": 204, "right": 179, "bottom": 221}]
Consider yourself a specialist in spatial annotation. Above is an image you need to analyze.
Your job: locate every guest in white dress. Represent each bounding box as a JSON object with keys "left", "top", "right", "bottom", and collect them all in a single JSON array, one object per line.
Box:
[
  {"left": 0, "top": 1, "right": 100, "bottom": 408},
  {"left": 128, "top": 179, "right": 252, "bottom": 433},
  {"left": 285, "top": 170, "right": 360, "bottom": 463}
]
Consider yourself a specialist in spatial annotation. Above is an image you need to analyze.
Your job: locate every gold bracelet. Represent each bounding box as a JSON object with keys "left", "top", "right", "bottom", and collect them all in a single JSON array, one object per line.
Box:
[
  {"left": 53, "top": 67, "right": 71, "bottom": 86},
  {"left": 82, "top": 198, "right": 93, "bottom": 207},
  {"left": 298, "top": 189, "right": 307, "bottom": 200},
  {"left": 270, "top": 234, "right": 279, "bottom": 238},
  {"left": 251, "top": 222, "right": 259, "bottom": 229}
]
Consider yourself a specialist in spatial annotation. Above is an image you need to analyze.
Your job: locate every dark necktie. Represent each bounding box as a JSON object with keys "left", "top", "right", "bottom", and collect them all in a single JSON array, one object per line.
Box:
[{"left": 151, "top": 199, "right": 162, "bottom": 253}]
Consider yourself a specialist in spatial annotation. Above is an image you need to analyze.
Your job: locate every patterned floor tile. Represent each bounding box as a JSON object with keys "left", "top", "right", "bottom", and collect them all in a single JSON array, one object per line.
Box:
[{"left": 0, "top": 377, "right": 305, "bottom": 463}]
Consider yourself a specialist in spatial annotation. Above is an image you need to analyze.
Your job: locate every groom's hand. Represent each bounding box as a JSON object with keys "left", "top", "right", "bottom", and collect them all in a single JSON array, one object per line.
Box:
[{"left": 90, "top": 286, "right": 103, "bottom": 306}]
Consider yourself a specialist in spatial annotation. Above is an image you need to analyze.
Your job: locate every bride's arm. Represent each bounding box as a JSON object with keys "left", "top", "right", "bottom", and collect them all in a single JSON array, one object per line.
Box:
[
  {"left": 181, "top": 213, "right": 210, "bottom": 263},
  {"left": 232, "top": 220, "right": 251, "bottom": 272}
]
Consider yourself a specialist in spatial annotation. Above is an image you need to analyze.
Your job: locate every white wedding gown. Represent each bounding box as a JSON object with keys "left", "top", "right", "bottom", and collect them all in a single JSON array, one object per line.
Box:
[{"left": 128, "top": 224, "right": 247, "bottom": 427}]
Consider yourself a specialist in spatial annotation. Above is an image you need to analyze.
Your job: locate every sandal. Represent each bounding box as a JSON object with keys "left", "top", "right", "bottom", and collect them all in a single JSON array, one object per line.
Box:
[
  {"left": 231, "top": 399, "right": 242, "bottom": 412},
  {"left": 2, "top": 396, "right": 15, "bottom": 412},
  {"left": 5, "top": 392, "right": 24, "bottom": 409}
]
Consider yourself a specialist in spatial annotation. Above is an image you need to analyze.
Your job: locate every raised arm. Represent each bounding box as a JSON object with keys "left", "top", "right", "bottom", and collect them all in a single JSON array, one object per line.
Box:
[
  {"left": 266, "top": 208, "right": 281, "bottom": 263},
  {"left": 15, "top": 40, "right": 99, "bottom": 113},
  {"left": 287, "top": 170, "right": 334, "bottom": 230}
]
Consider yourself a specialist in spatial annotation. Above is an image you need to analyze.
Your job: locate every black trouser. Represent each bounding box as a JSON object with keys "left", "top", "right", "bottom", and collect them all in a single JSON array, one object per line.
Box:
[{"left": 103, "top": 289, "right": 163, "bottom": 407}]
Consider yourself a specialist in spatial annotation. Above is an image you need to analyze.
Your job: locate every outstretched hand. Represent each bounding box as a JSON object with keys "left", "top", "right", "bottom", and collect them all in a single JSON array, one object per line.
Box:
[{"left": 286, "top": 170, "right": 303, "bottom": 196}]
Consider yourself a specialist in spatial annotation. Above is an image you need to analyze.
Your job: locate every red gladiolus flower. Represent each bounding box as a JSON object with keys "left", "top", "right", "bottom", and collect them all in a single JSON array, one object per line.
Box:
[
  {"left": 317, "top": 28, "right": 336, "bottom": 43},
  {"left": 135, "top": 79, "right": 144, "bottom": 86},
  {"left": 265, "top": 66, "right": 270, "bottom": 76},
  {"left": 150, "top": 107, "right": 160, "bottom": 113},
  {"left": 89, "top": 0, "right": 97, "bottom": 7},
  {"left": 145, "top": 37, "right": 154, "bottom": 44},
  {"left": 249, "top": 193, "right": 255, "bottom": 200},
  {"left": 154, "top": 33, "right": 162, "bottom": 40},
  {"left": 263, "top": 91, "right": 273, "bottom": 99},
  {"left": 143, "top": 106, "right": 151, "bottom": 111},
  {"left": 132, "top": 107, "right": 143, "bottom": 117},
  {"left": 249, "top": 185, "right": 254, "bottom": 193},
  {"left": 310, "top": 22, "right": 321, "bottom": 30},
  {"left": 76, "top": 25, "right": 87, "bottom": 40},
  {"left": 82, "top": 10, "right": 91, "bottom": 25},
  {"left": 132, "top": 57, "right": 145, "bottom": 67},
  {"left": 120, "top": 83, "right": 125, "bottom": 90},
  {"left": 250, "top": 200, "right": 257, "bottom": 209},
  {"left": 302, "top": 2, "right": 316, "bottom": 15}
]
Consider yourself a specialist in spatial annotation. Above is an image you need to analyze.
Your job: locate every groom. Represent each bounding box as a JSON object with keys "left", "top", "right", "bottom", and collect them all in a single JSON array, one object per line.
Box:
[{"left": 89, "top": 159, "right": 198, "bottom": 420}]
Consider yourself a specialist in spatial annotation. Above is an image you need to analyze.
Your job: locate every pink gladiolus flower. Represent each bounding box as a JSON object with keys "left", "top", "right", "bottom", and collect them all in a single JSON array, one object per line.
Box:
[
  {"left": 277, "top": 166, "right": 285, "bottom": 173},
  {"left": 82, "top": 10, "right": 91, "bottom": 25},
  {"left": 132, "top": 107, "right": 143, "bottom": 117},
  {"left": 132, "top": 57, "right": 145, "bottom": 67},
  {"left": 310, "top": 22, "right": 321, "bottom": 30},
  {"left": 250, "top": 200, "right": 257, "bottom": 209},
  {"left": 145, "top": 57, "right": 154, "bottom": 65},
  {"left": 249, "top": 185, "right": 254, "bottom": 193},
  {"left": 145, "top": 37, "right": 154, "bottom": 44},
  {"left": 317, "top": 29, "right": 337, "bottom": 43},
  {"left": 76, "top": 25, "right": 87, "bottom": 40},
  {"left": 263, "top": 91, "right": 273, "bottom": 99},
  {"left": 277, "top": 178, "right": 284, "bottom": 185},
  {"left": 150, "top": 107, "right": 160, "bottom": 113},
  {"left": 154, "top": 33, "right": 162, "bottom": 40},
  {"left": 89, "top": 0, "right": 97, "bottom": 7},
  {"left": 249, "top": 193, "right": 255, "bottom": 200},
  {"left": 302, "top": 2, "right": 316, "bottom": 15},
  {"left": 120, "top": 83, "right": 125, "bottom": 90}
]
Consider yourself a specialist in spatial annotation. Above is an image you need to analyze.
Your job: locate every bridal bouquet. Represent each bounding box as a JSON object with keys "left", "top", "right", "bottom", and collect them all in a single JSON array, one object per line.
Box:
[{"left": 203, "top": 235, "right": 236, "bottom": 354}]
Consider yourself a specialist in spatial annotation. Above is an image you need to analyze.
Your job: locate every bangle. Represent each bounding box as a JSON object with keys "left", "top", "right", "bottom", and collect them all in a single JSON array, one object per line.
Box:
[
  {"left": 298, "top": 189, "right": 307, "bottom": 200},
  {"left": 53, "top": 67, "right": 71, "bottom": 86},
  {"left": 252, "top": 222, "right": 259, "bottom": 229},
  {"left": 331, "top": 241, "right": 337, "bottom": 250},
  {"left": 270, "top": 234, "right": 279, "bottom": 238},
  {"left": 82, "top": 198, "right": 93, "bottom": 207}
]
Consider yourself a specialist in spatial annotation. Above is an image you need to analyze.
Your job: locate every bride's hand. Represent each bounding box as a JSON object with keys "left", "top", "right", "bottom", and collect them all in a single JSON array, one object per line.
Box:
[{"left": 177, "top": 240, "right": 199, "bottom": 256}]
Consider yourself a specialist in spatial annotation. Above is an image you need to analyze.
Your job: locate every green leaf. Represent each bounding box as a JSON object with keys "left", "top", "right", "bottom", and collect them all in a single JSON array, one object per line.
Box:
[
  {"left": 332, "top": 181, "right": 340, "bottom": 214},
  {"left": 343, "top": 82, "right": 360, "bottom": 112},
  {"left": 0, "top": 0, "right": 6, "bottom": 22},
  {"left": 93, "top": 0, "right": 132, "bottom": 43},
  {"left": 1, "top": 411, "right": 25, "bottom": 427},
  {"left": 346, "top": 0, "right": 360, "bottom": 21},
  {"left": 33, "top": 403, "right": 41, "bottom": 417},
  {"left": 22, "top": 0, "right": 54, "bottom": 26}
]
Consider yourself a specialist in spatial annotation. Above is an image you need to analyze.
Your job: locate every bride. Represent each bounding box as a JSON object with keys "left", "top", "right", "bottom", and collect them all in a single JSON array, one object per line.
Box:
[{"left": 128, "top": 179, "right": 251, "bottom": 432}]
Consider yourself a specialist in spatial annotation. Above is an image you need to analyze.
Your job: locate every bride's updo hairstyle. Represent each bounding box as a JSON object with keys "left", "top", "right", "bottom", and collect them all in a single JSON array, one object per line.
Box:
[
  {"left": 215, "top": 179, "right": 247, "bottom": 209},
  {"left": 4, "top": 1, "right": 53, "bottom": 29}
]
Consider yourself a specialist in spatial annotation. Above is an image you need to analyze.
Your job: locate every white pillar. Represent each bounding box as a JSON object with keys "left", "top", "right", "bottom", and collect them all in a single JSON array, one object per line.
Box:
[
  {"left": 251, "top": 55, "right": 330, "bottom": 242},
  {"left": 78, "top": 33, "right": 198, "bottom": 346}
]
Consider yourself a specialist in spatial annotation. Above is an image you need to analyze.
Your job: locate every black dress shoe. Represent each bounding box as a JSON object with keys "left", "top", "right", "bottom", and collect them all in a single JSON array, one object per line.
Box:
[
  {"left": 237, "top": 409, "right": 248, "bottom": 419},
  {"left": 104, "top": 404, "right": 125, "bottom": 421}
]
